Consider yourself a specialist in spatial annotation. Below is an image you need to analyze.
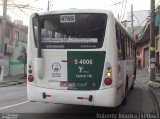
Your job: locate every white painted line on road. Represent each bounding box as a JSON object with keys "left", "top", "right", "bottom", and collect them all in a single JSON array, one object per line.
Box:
[{"left": 0, "top": 101, "right": 29, "bottom": 110}]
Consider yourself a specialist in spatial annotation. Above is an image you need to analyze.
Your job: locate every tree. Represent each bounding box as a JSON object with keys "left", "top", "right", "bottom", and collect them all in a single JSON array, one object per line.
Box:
[
  {"left": 17, "top": 46, "right": 27, "bottom": 77},
  {"left": 156, "top": 5, "right": 160, "bottom": 10}
]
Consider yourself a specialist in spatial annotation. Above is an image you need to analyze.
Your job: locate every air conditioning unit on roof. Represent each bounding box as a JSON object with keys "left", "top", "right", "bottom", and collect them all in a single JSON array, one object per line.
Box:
[{"left": 4, "top": 44, "right": 15, "bottom": 55}]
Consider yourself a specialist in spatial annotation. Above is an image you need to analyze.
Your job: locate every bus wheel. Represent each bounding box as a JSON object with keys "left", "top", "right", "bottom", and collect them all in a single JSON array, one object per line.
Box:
[
  {"left": 122, "top": 79, "right": 128, "bottom": 105},
  {"left": 130, "top": 82, "right": 134, "bottom": 90}
]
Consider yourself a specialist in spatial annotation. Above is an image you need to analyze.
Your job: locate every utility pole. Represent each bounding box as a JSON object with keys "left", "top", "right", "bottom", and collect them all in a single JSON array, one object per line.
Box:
[
  {"left": 131, "top": 4, "right": 134, "bottom": 37},
  {"left": 149, "top": 0, "right": 155, "bottom": 81},
  {"left": 47, "top": 1, "right": 50, "bottom": 11},
  {"left": 0, "top": 0, "right": 7, "bottom": 81},
  {"left": 1, "top": 0, "right": 7, "bottom": 56},
  {"left": 118, "top": 14, "right": 120, "bottom": 20}
]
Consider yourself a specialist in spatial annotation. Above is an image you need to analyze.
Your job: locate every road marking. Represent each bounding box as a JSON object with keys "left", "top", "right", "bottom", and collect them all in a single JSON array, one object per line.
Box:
[{"left": 0, "top": 101, "right": 29, "bottom": 110}]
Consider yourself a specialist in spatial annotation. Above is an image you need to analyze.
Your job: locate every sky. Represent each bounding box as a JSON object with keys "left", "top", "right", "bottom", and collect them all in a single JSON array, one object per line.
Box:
[{"left": 0, "top": 0, "right": 159, "bottom": 26}]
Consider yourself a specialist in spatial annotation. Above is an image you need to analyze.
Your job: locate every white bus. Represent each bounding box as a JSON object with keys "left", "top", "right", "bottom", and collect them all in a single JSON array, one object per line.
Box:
[{"left": 27, "top": 9, "right": 136, "bottom": 107}]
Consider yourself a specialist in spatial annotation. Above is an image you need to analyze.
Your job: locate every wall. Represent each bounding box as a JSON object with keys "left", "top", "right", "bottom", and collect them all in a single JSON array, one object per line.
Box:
[
  {"left": 0, "top": 19, "right": 14, "bottom": 76},
  {"left": 137, "top": 42, "right": 149, "bottom": 68},
  {"left": 3, "top": 56, "right": 9, "bottom": 76},
  {"left": 156, "top": 36, "right": 160, "bottom": 65},
  {"left": 9, "top": 24, "right": 28, "bottom": 76},
  {"left": 9, "top": 41, "right": 27, "bottom": 76},
  {"left": 0, "top": 17, "right": 28, "bottom": 76}
]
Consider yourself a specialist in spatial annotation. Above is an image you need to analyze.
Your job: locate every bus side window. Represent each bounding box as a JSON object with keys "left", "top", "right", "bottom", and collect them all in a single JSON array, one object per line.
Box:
[
  {"left": 120, "top": 28, "right": 125, "bottom": 60},
  {"left": 116, "top": 23, "right": 124, "bottom": 60},
  {"left": 124, "top": 33, "right": 127, "bottom": 59},
  {"left": 126, "top": 37, "right": 130, "bottom": 59}
]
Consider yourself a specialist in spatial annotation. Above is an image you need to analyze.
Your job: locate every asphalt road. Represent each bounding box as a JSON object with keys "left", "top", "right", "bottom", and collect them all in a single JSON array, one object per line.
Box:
[{"left": 0, "top": 79, "right": 156, "bottom": 119}]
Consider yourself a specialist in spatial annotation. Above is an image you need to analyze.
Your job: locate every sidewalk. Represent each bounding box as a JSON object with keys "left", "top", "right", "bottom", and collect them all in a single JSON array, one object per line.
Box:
[
  {"left": 136, "top": 68, "right": 160, "bottom": 112},
  {"left": 0, "top": 75, "right": 26, "bottom": 87}
]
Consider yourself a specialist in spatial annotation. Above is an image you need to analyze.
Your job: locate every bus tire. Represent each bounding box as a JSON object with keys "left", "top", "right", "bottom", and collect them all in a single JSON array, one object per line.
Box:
[
  {"left": 134, "top": 68, "right": 136, "bottom": 77},
  {"left": 130, "top": 82, "right": 134, "bottom": 90},
  {"left": 122, "top": 78, "right": 128, "bottom": 105}
]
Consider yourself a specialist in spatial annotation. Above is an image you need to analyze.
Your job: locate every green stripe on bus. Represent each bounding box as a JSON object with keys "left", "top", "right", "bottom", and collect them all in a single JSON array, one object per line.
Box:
[{"left": 67, "top": 51, "right": 106, "bottom": 90}]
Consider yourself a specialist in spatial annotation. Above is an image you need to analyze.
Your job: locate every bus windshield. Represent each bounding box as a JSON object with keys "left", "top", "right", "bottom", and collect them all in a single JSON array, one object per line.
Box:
[{"left": 32, "top": 13, "right": 107, "bottom": 49}]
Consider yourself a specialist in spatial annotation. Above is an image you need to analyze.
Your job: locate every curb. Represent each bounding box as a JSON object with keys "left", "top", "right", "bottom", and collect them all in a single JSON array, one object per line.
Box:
[{"left": 0, "top": 80, "right": 26, "bottom": 87}]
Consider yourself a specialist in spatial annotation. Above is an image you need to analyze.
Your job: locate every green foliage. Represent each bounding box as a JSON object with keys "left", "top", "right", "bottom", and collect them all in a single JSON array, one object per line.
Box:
[{"left": 156, "top": 5, "right": 160, "bottom": 10}]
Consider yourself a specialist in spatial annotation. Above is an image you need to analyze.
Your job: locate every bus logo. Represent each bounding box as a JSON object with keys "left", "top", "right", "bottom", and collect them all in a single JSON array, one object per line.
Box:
[
  {"left": 52, "top": 63, "right": 61, "bottom": 72},
  {"left": 78, "top": 66, "right": 84, "bottom": 73}
]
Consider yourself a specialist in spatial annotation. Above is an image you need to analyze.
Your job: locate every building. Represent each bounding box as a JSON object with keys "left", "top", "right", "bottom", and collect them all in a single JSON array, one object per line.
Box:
[
  {"left": 10, "top": 22, "right": 28, "bottom": 76},
  {"left": 126, "top": 9, "right": 160, "bottom": 73},
  {"left": 0, "top": 16, "right": 14, "bottom": 76},
  {"left": 136, "top": 21, "right": 160, "bottom": 72},
  {"left": 0, "top": 16, "right": 28, "bottom": 76}
]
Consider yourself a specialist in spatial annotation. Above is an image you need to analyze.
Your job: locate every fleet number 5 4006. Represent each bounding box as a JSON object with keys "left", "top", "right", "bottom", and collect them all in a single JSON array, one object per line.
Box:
[{"left": 74, "top": 59, "right": 93, "bottom": 65}]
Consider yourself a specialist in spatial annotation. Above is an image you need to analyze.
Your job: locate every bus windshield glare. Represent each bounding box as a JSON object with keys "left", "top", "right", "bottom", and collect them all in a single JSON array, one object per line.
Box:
[{"left": 32, "top": 13, "right": 107, "bottom": 49}]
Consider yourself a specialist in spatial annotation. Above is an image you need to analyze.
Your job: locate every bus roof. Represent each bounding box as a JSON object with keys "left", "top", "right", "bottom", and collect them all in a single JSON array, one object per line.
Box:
[
  {"left": 34, "top": 9, "right": 114, "bottom": 16},
  {"left": 115, "top": 18, "right": 135, "bottom": 43}
]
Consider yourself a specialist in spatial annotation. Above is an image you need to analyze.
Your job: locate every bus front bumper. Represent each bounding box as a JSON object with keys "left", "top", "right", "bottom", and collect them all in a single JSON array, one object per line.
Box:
[{"left": 27, "top": 84, "right": 119, "bottom": 107}]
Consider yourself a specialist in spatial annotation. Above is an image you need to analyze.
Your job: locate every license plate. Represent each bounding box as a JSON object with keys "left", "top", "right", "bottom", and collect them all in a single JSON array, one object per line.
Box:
[{"left": 60, "top": 82, "right": 75, "bottom": 88}]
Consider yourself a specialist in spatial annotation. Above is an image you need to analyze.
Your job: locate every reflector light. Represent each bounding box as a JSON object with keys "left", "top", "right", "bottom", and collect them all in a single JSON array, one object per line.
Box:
[
  {"left": 28, "top": 69, "right": 32, "bottom": 74},
  {"left": 77, "top": 97, "right": 84, "bottom": 99},
  {"left": 107, "top": 67, "right": 111, "bottom": 70},
  {"left": 104, "top": 78, "right": 112, "bottom": 85},
  {"left": 28, "top": 75, "right": 33, "bottom": 82},
  {"left": 46, "top": 94, "right": 52, "bottom": 97}
]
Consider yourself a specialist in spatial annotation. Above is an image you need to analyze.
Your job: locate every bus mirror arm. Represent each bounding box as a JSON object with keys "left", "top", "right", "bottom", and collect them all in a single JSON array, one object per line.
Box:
[
  {"left": 34, "top": 14, "right": 45, "bottom": 79},
  {"left": 35, "top": 58, "right": 45, "bottom": 79},
  {"left": 34, "top": 13, "right": 42, "bottom": 58}
]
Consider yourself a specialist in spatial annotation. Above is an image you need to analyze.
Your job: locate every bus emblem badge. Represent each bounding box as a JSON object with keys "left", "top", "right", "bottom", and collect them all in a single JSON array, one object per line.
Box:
[{"left": 52, "top": 63, "right": 61, "bottom": 72}]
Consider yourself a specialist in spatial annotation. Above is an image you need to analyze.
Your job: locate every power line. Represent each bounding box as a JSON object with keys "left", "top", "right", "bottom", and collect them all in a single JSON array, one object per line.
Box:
[
  {"left": 120, "top": 0, "right": 125, "bottom": 20},
  {"left": 125, "top": 14, "right": 140, "bottom": 32},
  {"left": 134, "top": 16, "right": 149, "bottom": 34},
  {"left": 121, "top": 0, "right": 128, "bottom": 21},
  {"left": 8, "top": 6, "right": 23, "bottom": 20},
  {"left": 133, "top": 14, "right": 140, "bottom": 25},
  {"left": 10, "top": 0, "right": 29, "bottom": 16},
  {"left": 135, "top": 16, "right": 149, "bottom": 30},
  {"left": 129, "top": 9, "right": 150, "bottom": 34},
  {"left": 0, "top": 4, "right": 35, "bottom": 18},
  {"left": 134, "top": 0, "right": 160, "bottom": 35},
  {"left": 7, "top": 4, "right": 43, "bottom": 11},
  {"left": 9, "top": 5, "right": 42, "bottom": 11}
]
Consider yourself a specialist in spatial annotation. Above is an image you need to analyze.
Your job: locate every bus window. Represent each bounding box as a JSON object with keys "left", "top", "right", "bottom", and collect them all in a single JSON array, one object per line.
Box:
[
  {"left": 32, "top": 14, "right": 107, "bottom": 49},
  {"left": 116, "top": 23, "right": 125, "bottom": 60},
  {"left": 32, "top": 17, "right": 38, "bottom": 47}
]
